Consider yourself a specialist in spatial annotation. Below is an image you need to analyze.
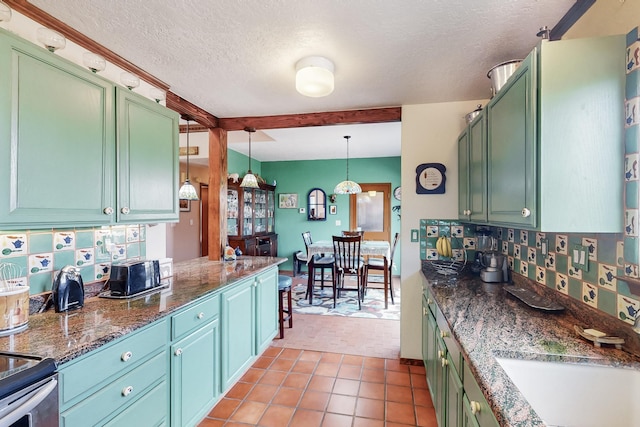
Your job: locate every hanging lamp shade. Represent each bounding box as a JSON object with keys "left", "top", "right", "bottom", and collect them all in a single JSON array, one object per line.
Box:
[
  {"left": 178, "top": 116, "right": 199, "bottom": 200},
  {"left": 334, "top": 135, "right": 362, "bottom": 194},
  {"left": 295, "top": 56, "right": 335, "bottom": 97},
  {"left": 240, "top": 127, "right": 260, "bottom": 188}
]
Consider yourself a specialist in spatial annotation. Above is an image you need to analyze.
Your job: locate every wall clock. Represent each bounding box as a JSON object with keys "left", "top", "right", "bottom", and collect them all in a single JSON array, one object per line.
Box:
[
  {"left": 393, "top": 186, "right": 401, "bottom": 201},
  {"left": 415, "top": 163, "right": 446, "bottom": 194}
]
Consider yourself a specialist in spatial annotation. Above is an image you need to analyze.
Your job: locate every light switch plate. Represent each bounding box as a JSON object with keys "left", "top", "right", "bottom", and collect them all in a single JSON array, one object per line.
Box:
[
  {"left": 541, "top": 238, "right": 549, "bottom": 257},
  {"left": 571, "top": 244, "right": 589, "bottom": 271},
  {"left": 411, "top": 229, "right": 419, "bottom": 242}
]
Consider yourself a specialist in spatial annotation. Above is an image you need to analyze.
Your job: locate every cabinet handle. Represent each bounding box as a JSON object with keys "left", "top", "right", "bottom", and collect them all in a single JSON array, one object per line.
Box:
[
  {"left": 441, "top": 358, "right": 448, "bottom": 367},
  {"left": 422, "top": 307, "right": 427, "bottom": 316},
  {"left": 121, "top": 207, "right": 130, "bottom": 215},
  {"left": 427, "top": 298, "right": 433, "bottom": 304},
  {"left": 440, "top": 330, "right": 448, "bottom": 338},
  {"left": 437, "top": 350, "right": 444, "bottom": 359},
  {"left": 465, "top": 209, "right": 472, "bottom": 216},
  {"left": 122, "top": 386, "right": 133, "bottom": 397},
  {"left": 470, "top": 401, "right": 481, "bottom": 415},
  {"left": 103, "top": 207, "right": 114, "bottom": 215},
  {"left": 175, "top": 348, "right": 183, "bottom": 356},
  {"left": 121, "top": 351, "right": 133, "bottom": 362},
  {"left": 521, "top": 208, "right": 531, "bottom": 218},
  {"left": 197, "top": 312, "right": 205, "bottom": 319}
]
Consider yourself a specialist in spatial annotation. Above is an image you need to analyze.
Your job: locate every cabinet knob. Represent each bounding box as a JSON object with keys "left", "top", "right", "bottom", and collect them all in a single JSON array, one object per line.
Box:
[
  {"left": 441, "top": 358, "right": 448, "bottom": 367},
  {"left": 470, "top": 401, "right": 481, "bottom": 415},
  {"left": 122, "top": 386, "right": 133, "bottom": 397},
  {"left": 121, "top": 351, "right": 133, "bottom": 362},
  {"left": 121, "top": 207, "right": 130, "bottom": 215},
  {"left": 174, "top": 348, "right": 183, "bottom": 356},
  {"left": 437, "top": 350, "right": 444, "bottom": 359},
  {"left": 103, "top": 207, "right": 114, "bottom": 215},
  {"left": 440, "top": 330, "right": 448, "bottom": 338},
  {"left": 465, "top": 209, "right": 472, "bottom": 216},
  {"left": 521, "top": 208, "right": 531, "bottom": 218},
  {"left": 427, "top": 298, "right": 433, "bottom": 305},
  {"left": 197, "top": 312, "right": 205, "bottom": 319}
]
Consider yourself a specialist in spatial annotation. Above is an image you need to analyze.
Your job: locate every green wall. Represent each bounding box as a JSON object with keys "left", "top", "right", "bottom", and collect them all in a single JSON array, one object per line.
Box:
[
  {"left": 261, "top": 157, "right": 401, "bottom": 273},
  {"left": 228, "top": 149, "right": 261, "bottom": 179}
]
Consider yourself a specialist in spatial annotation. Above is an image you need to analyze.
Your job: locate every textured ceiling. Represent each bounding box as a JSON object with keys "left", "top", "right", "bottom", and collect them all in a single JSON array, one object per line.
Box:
[{"left": 29, "top": 0, "right": 577, "bottom": 160}]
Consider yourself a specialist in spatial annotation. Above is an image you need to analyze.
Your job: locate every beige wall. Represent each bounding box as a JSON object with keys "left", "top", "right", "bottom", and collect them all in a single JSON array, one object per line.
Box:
[
  {"left": 564, "top": 0, "right": 640, "bottom": 39},
  {"left": 399, "top": 100, "right": 487, "bottom": 359}
]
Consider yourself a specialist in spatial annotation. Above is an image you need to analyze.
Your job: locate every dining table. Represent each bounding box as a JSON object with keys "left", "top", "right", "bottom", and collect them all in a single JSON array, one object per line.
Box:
[{"left": 305, "top": 240, "right": 392, "bottom": 308}]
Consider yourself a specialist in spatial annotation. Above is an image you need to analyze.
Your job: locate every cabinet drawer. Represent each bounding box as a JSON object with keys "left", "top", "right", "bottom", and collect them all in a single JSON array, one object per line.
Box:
[
  {"left": 172, "top": 294, "right": 220, "bottom": 341},
  {"left": 61, "top": 350, "right": 167, "bottom": 427},
  {"left": 59, "top": 319, "right": 167, "bottom": 407},
  {"left": 104, "top": 380, "right": 168, "bottom": 427},
  {"left": 463, "top": 361, "right": 500, "bottom": 427},
  {"left": 424, "top": 288, "right": 437, "bottom": 316},
  {"left": 435, "top": 306, "right": 462, "bottom": 375}
]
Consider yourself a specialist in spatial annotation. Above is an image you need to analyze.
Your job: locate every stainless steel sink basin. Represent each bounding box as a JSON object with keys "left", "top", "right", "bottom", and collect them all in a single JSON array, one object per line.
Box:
[{"left": 496, "top": 357, "right": 640, "bottom": 427}]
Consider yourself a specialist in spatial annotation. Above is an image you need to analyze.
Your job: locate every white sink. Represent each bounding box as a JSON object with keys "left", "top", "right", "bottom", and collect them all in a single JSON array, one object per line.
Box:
[{"left": 496, "top": 357, "right": 640, "bottom": 427}]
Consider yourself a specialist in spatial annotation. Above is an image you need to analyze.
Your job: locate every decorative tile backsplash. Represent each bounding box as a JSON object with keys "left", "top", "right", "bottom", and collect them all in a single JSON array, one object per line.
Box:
[
  {"left": 420, "top": 220, "right": 639, "bottom": 327},
  {"left": 0, "top": 225, "right": 147, "bottom": 295}
]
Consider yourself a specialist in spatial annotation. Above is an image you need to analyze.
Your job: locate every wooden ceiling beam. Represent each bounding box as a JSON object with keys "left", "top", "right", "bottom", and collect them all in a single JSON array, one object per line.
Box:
[
  {"left": 217, "top": 107, "right": 401, "bottom": 131},
  {"left": 4, "top": 0, "right": 170, "bottom": 91},
  {"left": 167, "top": 92, "right": 219, "bottom": 129}
]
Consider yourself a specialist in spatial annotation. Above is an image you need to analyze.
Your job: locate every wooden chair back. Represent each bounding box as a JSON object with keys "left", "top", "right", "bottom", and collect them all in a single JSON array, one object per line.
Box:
[{"left": 332, "top": 235, "right": 363, "bottom": 272}]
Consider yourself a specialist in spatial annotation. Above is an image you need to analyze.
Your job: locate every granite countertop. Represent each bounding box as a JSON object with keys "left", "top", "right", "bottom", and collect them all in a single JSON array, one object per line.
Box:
[
  {"left": 422, "top": 265, "right": 640, "bottom": 427},
  {"left": 0, "top": 256, "right": 285, "bottom": 364}
]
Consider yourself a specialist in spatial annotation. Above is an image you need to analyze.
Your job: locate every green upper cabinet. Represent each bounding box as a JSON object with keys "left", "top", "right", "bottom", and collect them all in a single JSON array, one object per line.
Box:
[
  {"left": 0, "top": 29, "right": 179, "bottom": 230},
  {"left": 0, "top": 29, "right": 115, "bottom": 228},
  {"left": 459, "top": 112, "right": 488, "bottom": 223},
  {"left": 116, "top": 88, "right": 179, "bottom": 223},
  {"left": 486, "top": 35, "right": 624, "bottom": 232}
]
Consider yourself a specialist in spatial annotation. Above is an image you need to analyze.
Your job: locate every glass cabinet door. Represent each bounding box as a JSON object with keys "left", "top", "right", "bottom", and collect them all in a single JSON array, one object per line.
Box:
[
  {"left": 227, "top": 189, "right": 239, "bottom": 236},
  {"left": 267, "top": 191, "right": 275, "bottom": 233},
  {"left": 242, "top": 189, "right": 253, "bottom": 235},
  {"left": 254, "top": 189, "right": 267, "bottom": 234}
]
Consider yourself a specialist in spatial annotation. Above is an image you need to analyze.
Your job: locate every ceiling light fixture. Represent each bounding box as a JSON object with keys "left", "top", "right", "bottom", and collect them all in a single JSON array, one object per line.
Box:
[
  {"left": 334, "top": 135, "right": 362, "bottom": 194},
  {"left": 295, "top": 56, "right": 334, "bottom": 97},
  {"left": 36, "top": 27, "right": 66, "bottom": 52},
  {"left": 240, "top": 127, "right": 259, "bottom": 188},
  {"left": 178, "top": 115, "right": 199, "bottom": 201},
  {"left": 82, "top": 52, "right": 106, "bottom": 73},
  {"left": 120, "top": 72, "right": 140, "bottom": 90},
  {"left": 0, "top": 2, "right": 12, "bottom": 22}
]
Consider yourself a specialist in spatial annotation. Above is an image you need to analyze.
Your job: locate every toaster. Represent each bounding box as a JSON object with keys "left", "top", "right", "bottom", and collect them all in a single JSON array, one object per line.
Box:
[{"left": 108, "top": 260, "right": 160, "bottom": 297}]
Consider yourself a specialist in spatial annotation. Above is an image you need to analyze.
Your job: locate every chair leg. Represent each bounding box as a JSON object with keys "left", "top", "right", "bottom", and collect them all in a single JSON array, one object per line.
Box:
[
  {"left": 389, "top": 268, "right": 395, "bottom": 305},
  {"left": 287, "top": 287, "right": 293, "bottom": 328},
  {"left": 278, "top": 289, "right": 285, "bottom": 339}
]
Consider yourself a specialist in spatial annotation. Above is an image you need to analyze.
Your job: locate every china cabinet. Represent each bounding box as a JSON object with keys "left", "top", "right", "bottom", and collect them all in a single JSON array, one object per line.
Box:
[{"left": 227, "top": 180, "right": 277, "bottom": 256}]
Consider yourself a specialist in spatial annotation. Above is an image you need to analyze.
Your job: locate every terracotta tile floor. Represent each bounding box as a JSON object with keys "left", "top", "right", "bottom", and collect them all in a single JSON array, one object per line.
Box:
[{"left": 199, "top": 294, "right": 437, "bottom": 427}]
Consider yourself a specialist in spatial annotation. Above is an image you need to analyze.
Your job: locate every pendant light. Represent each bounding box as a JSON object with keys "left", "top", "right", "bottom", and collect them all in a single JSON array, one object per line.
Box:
[
  {"left": 334, "top": 135, "right": 362, "bottom": 194},
  {"left": 240, "top": 127, "right": 259, "bottom": 188},
  {"left": 178, "top": 115, "right": 199, "bottom": 200}
]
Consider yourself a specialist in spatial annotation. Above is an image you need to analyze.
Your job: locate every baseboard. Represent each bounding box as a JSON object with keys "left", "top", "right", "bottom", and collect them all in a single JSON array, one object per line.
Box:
[{"left": 400, "top": 358, "right": 424, "bottom": 366}]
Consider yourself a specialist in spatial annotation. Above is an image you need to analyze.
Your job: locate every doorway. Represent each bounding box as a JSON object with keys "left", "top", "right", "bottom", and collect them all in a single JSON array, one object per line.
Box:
[
  {"left": 200, "top": 183, "right": 209, "bottom": 257},
  {"left": 349, "top": 183, "right": 391, "bottom": 242}
]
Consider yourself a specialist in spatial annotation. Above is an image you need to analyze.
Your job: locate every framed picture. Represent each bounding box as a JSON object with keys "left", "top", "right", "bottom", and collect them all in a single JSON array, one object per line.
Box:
[
  {"left": 279, "top": 193, "right": 298, "bottom": 209},
  {"left": 179, "top": 199, "right": 190, "bottom": 212},
  {"left": 330, "top": 205, "right": 337, "bottom": 215}
]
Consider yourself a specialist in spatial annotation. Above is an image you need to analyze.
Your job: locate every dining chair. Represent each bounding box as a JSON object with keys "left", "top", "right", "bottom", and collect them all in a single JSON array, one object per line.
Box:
[
  {"left": 364, "top": 232, "right": 399, "bottom": 306},
  {"left": 301, "top": 231, "right": 334, "bottom": 303},
  {"left": 332, "top": 235, "right": 364, "bottom": 309}
]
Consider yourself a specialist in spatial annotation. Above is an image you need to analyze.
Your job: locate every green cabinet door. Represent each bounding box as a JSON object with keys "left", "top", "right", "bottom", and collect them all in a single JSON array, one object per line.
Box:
[
  {"left": 457, "top": 127, "right": 470, "bottom": 220},
  {"left": 445, "top": 353, "right": 463, "bottom": 427},
  {"left": 486, "top": 51, "right": 537, "bottom": 228},
  {"left": 221, "top": 278, "right": 255, "bottom": 390},
  {"left": 468, "top": 113, "right": 487, "bottom": 223},
  {"left": 116, "top": 88, "right": 179, "bottom": 223},
  {"left": 434, "top": 334, "right": 447, "bottom": 427},
  {"left": 171, "top": 320, "right": 220, "bottom": 427},
  {"left": 0, "top": 29, "right": 115, "bottom": 228},
  {"left": 424, "top": 303, "right": 438, "bottom": 396},
  {"left": 462, "top": 394, "right": 480, "bottom": 427},
  {"left": 255, "top": 267, "right": 278, "bottom": 353}
]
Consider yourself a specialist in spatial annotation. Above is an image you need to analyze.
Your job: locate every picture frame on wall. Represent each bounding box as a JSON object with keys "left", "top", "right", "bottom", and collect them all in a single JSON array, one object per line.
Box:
[
  {"left": 179, "top": 199, "right": 190, "bottom": 212},
  {"left": 330, "top": 205, "right": 337, "bottom": 215},
  {"left": 279, "top": 193, "right": 298, "bottom": 209}
]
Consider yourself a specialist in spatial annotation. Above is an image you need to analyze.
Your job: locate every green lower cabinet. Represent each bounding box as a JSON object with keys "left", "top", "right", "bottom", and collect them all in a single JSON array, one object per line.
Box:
[
  {"left": 171, "top": 319, "right": 220, "bottom": 427},
  {"left": 463, "top": 362, "right": 500, "bottom": 427},
  {"left": 445, "top": 353, "right": 463, "bottom": 427},
  {"left": 221, "top": 277, "right": 256, "bottom": 390},
  {"left": 104, "top": 380, "right": 168, "bottom": 427},
  {"left": 255, "top": 267, "right": 278, "bottom": 354},
  {"left": 462, "top": 394, "right": 480, "bottom": 427},
  {"left": 423, "top": 297, "right": 438, "bottom": 401}
]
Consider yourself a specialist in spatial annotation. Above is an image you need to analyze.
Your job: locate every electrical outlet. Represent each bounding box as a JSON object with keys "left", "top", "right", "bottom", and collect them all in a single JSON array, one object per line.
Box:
[{"left": 572, "top": 244, "right": 589, "bottom": 271}]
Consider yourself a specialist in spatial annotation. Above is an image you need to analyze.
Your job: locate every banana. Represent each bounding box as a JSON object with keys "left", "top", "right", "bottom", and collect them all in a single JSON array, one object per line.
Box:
[
  {"left": 436, "top": 236, "right": 443, "bottom": 256},
  {"left": 444, "top": 236, "right": 452, "bottom": 258}
]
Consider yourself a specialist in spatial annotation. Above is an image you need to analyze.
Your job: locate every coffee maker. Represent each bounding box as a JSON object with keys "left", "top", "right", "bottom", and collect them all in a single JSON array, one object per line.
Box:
[{"left": 473, "top": 228, "right": 509, "bottom": 283}]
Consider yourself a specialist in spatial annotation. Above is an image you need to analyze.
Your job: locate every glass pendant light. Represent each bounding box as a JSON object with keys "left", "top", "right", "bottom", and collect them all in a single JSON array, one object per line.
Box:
[
  {"left": 178, "top": 116, "right": 199, "bottom": 200},
  {"left": 334, "top": 135, "right": 362, "bottom": 194},
  {"left": 240, "top": 127, "right": 259, "bottom": 188}
]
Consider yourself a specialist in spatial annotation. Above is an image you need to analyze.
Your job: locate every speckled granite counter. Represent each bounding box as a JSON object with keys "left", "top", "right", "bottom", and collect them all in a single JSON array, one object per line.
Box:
[
  {"left": 0, "top": 256, "right": 285, "bottom": 364},
  {"left": 422, "top": 265, "right": 640, "bottom": 427}
]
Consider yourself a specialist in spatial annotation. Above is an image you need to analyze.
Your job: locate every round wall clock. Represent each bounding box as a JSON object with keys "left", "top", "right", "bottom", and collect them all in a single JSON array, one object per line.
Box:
[
  {"left": 415, "top": 163, "right": 446, "bottom": 194},
  {"left": 393, "top": 186, "right": 401, "bottom": 201}
]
